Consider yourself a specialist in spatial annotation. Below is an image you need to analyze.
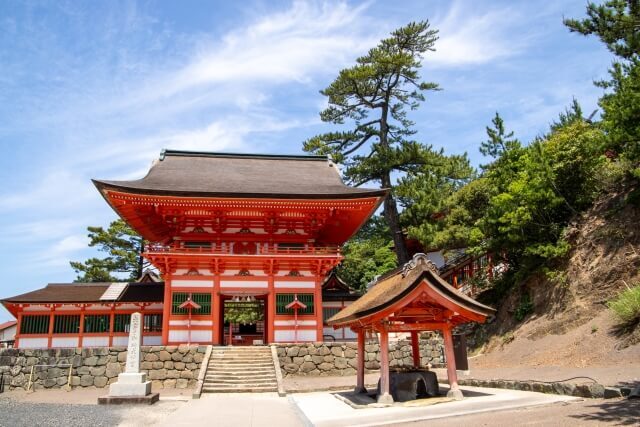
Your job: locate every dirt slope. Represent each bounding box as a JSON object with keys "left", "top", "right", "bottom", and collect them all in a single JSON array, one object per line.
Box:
[{"left": 472, "top": 181, "right": 640, "bottom": 374}]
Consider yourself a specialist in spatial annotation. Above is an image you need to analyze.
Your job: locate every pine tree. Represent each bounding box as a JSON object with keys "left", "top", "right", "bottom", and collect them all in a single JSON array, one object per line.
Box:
[
  {"left": 70, "top": 219, "right": 148, "bottom": 282},
  {"left": 303, "top": 21, "right": 440, "bottom": 264}
]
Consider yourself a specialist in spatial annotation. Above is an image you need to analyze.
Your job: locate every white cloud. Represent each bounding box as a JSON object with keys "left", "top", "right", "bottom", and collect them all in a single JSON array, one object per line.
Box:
[{"left": 428, "top": 2, "right": 528, "bottom": 67}]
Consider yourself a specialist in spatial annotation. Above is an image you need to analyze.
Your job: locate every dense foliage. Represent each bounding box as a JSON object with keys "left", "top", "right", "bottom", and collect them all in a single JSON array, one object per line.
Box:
[
  {"left": 335, "top": 2, "right": 639, "bottom": 294},
  {"left": 70, "top": 219, "right": 148, "bottom": 282}
]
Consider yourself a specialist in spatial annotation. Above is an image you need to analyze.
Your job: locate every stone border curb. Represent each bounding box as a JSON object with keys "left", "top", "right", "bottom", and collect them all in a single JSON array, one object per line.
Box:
[
  {"left": 271, "top": 345, "right": 286, "bottom": 397},
  {"left": 192, "top": 345, "right": 212, "bottom": 399},
  {"left": 458, "top": 378, "right": 627, "bottom": 399}
]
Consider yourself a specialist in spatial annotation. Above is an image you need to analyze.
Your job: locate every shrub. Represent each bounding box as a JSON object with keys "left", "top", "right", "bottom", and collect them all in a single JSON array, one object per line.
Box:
[{"left": 607, "top": 284, "right": 640, "bottom": 326}]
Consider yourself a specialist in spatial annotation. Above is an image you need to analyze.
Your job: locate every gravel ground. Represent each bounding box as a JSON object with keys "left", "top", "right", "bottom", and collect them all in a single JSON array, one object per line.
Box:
[{"left": 0, "top": 396, "right": 184, "bottom": 427}]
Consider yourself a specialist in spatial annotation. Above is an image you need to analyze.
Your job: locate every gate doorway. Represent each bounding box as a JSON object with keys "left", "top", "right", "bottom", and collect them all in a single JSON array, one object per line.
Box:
[{"left": 222, "top": 296, "right": 266, "bottom": 346}]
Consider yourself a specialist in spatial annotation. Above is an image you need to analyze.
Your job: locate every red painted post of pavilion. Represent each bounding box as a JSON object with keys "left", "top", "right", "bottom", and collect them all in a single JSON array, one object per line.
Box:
[
  {"left": 355, "top": 329, "right": 366, "bottom": 394},
  {"left": 327, "top": 253, "right": 495, "bottom": 403},
  {"left": 410, "top": 331, "right": 421, "bottom": 367}
]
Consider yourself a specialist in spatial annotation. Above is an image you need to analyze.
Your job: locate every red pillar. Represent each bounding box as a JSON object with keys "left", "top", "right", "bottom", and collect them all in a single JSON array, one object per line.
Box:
[
  {"left": 15, "top": 311, "right": 22, "bottom": 348},
  {"left": 355, "top": 329, "right": 366, "bottom": 393},
  {"left": 78, "top": 308, "right": 85, "bottom": 348},
  {"left": 442, "top": 326, "right": 463, "bottom": 400},
  {"left": 212, "top": 273, "right": 221, "bottom": 344},
  {"left": 410, "top": 331, "right": 421, "bottom": 367},
  {"left": 377, "top": 326, "right": 394, "bottom": 404},
  {"left": 267, "top": 273, "right": 275, "bottom": 344},
  {"left": 108, "top": 305, "right": 115, "bottom": 347},
  {"left": 161, "top": 276, "right": 171, "bottom": 345},
  {"left": 315, "top": 275, "right": 323, "bottom": 341},
  {"left": 47, "top": 309, "right": 55, "bottom": 348}
]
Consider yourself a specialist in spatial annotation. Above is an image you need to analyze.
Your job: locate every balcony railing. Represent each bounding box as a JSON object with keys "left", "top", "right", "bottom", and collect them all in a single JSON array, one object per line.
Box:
[{"left": 145, "top": 243, "right": 341, "bottom": 257}]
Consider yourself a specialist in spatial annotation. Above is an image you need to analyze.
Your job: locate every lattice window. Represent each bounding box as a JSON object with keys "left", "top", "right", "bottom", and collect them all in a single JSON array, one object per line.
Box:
[
  {"left": 53, "top": 315, "right": 80, "bottom": 334},
  {"left": 143, "top": 314, "right": 163, "bottom": 332},
  {"left": 275, "top": 293, "right": 314, "bottom": 315},
  {"left": 172, "top": 293, "right": 212, "bottom": 315},
  {"left": 84, "top": 314, "right": 110, "bottom": 333},
  {"left": 113, "top": 314, "right": 130, "bottom": 333},
  {"left": 20, "top": 315, "right": 50, "bottom": 335},
  {"left": 322, "top": 307, "right": 341, "bottom": 323}
]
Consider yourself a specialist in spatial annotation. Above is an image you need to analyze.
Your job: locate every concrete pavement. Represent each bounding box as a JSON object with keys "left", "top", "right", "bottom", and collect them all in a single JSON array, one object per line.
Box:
[{"left": 157, "top": 392, "right": 303, "bottom": 427}]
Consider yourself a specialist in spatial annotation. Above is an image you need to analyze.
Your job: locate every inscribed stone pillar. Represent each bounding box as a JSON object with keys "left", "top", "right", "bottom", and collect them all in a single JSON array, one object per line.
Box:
[{"left": 108, "top": 312, "right": 152, "bottom": 397}]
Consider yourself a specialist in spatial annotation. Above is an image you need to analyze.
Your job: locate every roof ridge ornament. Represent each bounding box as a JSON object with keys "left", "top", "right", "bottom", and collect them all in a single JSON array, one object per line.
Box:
[{"left": 401, "top": 253, "right": 439, "bottom": 278}]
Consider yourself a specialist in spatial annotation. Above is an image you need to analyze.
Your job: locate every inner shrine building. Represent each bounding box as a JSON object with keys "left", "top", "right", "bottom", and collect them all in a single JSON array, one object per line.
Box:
[{"left": 2, "top": 150, "right": 386, "bottom": 348}]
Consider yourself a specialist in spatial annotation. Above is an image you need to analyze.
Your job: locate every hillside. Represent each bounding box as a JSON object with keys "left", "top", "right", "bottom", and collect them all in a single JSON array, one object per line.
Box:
[{"left": 469, "top": 180, "right": 640, "bottom": 377}]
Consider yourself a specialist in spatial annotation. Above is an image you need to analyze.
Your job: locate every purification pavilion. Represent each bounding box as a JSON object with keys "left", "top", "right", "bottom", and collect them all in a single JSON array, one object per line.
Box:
[
  {"left": 2, "top": 150, "right": 386, "bottom": 348},
  {"left": 327, "top": 253, "right": 495, "bottom": 402}
]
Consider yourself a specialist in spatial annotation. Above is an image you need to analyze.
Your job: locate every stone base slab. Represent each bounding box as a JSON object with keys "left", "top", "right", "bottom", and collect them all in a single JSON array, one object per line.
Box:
[
  {"left": 109, "top": 380, "right": 152, "bottom": 397},
  {"left": 97, "top": 392, "right": 159, "bottom": 405}
]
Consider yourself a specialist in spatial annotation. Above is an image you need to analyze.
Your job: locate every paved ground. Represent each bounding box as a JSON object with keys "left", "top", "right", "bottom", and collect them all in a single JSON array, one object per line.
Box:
[
  {"left": 392, "top": 398, "right": 640, "bottom": 426},
  {"left": 157, "top": 392, "right": 301, "bottom": 427},
  {"left": 0, "top": 383, "right": 637, "bottom": 426},
  {"left": 291, "top": 386, "right": 582, "bottom": 427}
]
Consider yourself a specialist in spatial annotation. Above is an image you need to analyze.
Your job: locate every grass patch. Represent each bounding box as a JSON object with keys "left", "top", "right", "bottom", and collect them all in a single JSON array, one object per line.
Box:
[{"left": 607, "top": 283, "right": 640, "bottom": 327}]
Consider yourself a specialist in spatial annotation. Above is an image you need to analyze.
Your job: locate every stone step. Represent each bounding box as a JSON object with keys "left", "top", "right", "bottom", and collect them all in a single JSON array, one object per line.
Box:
[
  {"left": 205, "top": 371, "right": 276, "bottom": 380},
  {"left": 205, "top": 376, "right": 276, "bottom": 386},
  {"left": 208, "top": 360, "right": 274, "bottom": 365},
  {"left": 206, "top": 370, "right": 275, "bottom": 376},
  {"left": 202, "top": 386, "right": 278, "bottom": 393},
  {"left": 209, "top": 356, "right": 273, "bottom": 360}
]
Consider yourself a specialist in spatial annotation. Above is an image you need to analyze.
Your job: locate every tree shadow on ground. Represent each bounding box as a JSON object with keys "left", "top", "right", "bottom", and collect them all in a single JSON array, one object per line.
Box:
[{"left": 569, "top": 399, "right": 640, "bottom": 425}]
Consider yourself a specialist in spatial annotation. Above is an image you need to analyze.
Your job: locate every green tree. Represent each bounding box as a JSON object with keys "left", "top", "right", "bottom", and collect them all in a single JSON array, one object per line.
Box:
[
  {"left": 480, "top": 112, "right": 520, "bottom": 160},
  {"left": 397, "top": 151, "right": 475, "bottom": 249},
  {"left": 565, "top": 1, "right": 640, "bottom": 163},
  {"left": 337, "top": 215, "right": 398, "bottom": 292},
  {"left": 563, "top": 0, "right": 640, "bottom": 60},
  {"left": 70, "top": 219, "right": 148, "bottom": 282},
  {"left": 303, "top": 21, "right": 440, "bottom": 264}
]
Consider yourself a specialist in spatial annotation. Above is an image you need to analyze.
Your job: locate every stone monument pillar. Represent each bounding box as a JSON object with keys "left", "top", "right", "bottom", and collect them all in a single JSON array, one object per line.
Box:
[{"left": 98, "top": 312, "right": 159, "bottom": 404}]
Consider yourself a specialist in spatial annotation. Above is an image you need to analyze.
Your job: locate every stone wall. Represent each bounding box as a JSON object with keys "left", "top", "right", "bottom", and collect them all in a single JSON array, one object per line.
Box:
[
  {"left": 0, "top": 345, "right": 206, "bottom": 391},
  {"left": 276, "top": 334, "right": 444, "bottom": 377}
]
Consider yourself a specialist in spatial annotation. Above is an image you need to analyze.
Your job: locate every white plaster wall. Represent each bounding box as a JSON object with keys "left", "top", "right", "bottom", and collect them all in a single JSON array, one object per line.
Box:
[
  {"left": 169, "top": 320, "right": 212, "bottom": 326},
  {"left": 51, "top": 337, "right": 79, "bottom": 348},
  {"left": 169, "top": 330, "right": 212, "bottom": 342},
  {"left": 113, "top": 336, "right": 128, "bottom": 346},
  {"left": 171, "top": 279, "right": 214, "bottom": 288},
  {"left": 18, "top": 337, "right": 48, "bottom": 348},
  {"left": 142, "top": 335, "right": 162, "bottom": 345},
  {"left": 273, "top": 281, "right": 316, "bottom": 289},
  {"left": 220, "top": 280, "right": 268, "bottom": 288},
  {"left": 274, "top": 320, "right": 316, "bottom": 326},
  {"left": 274, "top": 329, "right": 316, "bottom": 342},
  {"left": 82, "top": 336, "right": 109, "bottom": 347}
]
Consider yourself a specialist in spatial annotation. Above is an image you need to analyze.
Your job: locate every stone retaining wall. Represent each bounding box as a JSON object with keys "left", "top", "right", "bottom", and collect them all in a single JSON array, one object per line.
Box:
[
  {"left": 0, "top": 345, "right": 205, "bottom": 391},
  {"left": 276, "top": 334, "right": 444, "bottom": 377}
]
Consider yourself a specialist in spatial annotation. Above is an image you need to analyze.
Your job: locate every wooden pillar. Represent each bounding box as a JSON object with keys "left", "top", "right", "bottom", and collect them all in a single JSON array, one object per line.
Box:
[
  {"left": 15, "top": 311, "right": 22, "bottom": 348},
  {"left": 212, "top": 273, "right": 221, "bottom": 344},
  {"left": 161, "top": 276, "right": 171, "bottom": 345},
  {"left": 108, "top": 305, "right": 115, "bottom": 347},
  {"left": 78, "top": 307, "right": 85, "bottom": 348},
  {"left": 355, "top": 329, "right": 366, "bottom": 394},
  {"left": 47, "top": 308, "right": 55, "bottom": 348},
  {"left": 442, "top": 326, "right": 463, "bottom": 400},
  {"left": 377, "top": 325, "right": 394, "bottom": 404},
  {"left": 267, "top": 273, "right": 275, "bottom": 344},
  {"left": 410, "top": 331, "right": 421, "bottom": 367},
  {"left": 314, "top": 275, "right": 323, "bottom": 342}
]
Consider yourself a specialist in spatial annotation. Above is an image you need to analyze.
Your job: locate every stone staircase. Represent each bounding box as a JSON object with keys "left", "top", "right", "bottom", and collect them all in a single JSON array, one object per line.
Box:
[{"left": 202, "top": 346, "right": 278, "bottom": 393}]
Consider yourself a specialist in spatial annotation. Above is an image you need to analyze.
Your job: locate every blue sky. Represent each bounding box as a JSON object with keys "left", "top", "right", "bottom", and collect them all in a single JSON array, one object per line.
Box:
[{"left": 0, "top": 0, "right": 612, "bottom": 321}]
